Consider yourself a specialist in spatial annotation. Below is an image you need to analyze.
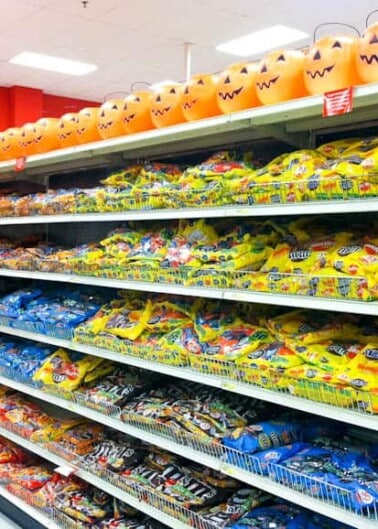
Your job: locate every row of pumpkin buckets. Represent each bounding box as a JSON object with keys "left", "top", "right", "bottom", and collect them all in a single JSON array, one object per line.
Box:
[{"left": 1, "top": 19, "right": 378, "bottom": 161}]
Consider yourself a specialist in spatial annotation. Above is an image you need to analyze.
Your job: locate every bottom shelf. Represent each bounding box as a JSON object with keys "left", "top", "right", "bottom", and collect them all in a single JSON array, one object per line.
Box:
[
  {"left": 0, "top": 421, "right": 376, "bottom": 529},
  {"left": 0, "top": 486, "right": 60, "bottom": 529}
]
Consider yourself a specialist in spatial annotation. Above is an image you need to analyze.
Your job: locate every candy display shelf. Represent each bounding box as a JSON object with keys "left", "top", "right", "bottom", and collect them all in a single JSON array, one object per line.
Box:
[
  {"left": 0, "top": 426, "right": 193, "bottom": 529},
  {"left": 0, "top": 326, "right": 376, "bottom": 431},
  {"left": 0, "top": 403, "right": 375, "bottom": 529},
  {"left": 0, "top": 268, "right": 377, "bottom": 315},
  {"left": 0, "top": 197, "right": 377, "bottom": 224},
  {"left": 1, "top": 83, "right": 378, "bottom": 529},
  {"left": 0, "top": 83, "right": 378, "bottom": 178},
  {"left": 0, "top": 485, "right": 61, "bottom": 529}
]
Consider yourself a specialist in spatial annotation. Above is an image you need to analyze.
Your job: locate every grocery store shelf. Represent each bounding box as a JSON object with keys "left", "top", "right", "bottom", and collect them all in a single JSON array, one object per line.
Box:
[
  {"left": 0, "top": 486, "right": 60, "bottom": 529},
  {"left": 0, "top": 268, "right": 376, "bottom": 316},
  {"left": 0, "top": 418, "right": 375, "bottom": 529},
  {"left": 0, "top": 198, "right": 377, "bottom": 225},
  {"left": 0, "top": 426, "right": 192, "bottom": 529},
  {"left": 0, "top": 326, "right": 376, "bottom": 431},
  {"left": 0, "top": 83, "right": 378, "bottom": 178}
]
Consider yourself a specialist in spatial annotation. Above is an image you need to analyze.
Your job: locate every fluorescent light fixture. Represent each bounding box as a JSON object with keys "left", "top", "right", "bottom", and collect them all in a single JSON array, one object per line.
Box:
[
  {"left": 9, "top": 52, "right": 97, "bottom": 76},
  {"left": 216, "top": 25, "right": 309, "bottom": 57}
]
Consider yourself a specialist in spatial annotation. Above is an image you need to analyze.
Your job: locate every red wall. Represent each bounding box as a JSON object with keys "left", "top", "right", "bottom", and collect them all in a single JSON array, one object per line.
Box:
[
  {"left": 43, "top": 93, "right": 100, "bottom": 118},
  {"left": 0, "top": 88, "right": 11, "bottom": 131},
  {"left": 0, "top": 86, "right": 100, "bottom": 130}
]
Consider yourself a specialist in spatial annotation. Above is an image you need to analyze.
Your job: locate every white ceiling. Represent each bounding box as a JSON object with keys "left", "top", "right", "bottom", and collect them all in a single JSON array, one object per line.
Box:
[{"left": 0, "top": 0, "right": 376, "bottom": 101}]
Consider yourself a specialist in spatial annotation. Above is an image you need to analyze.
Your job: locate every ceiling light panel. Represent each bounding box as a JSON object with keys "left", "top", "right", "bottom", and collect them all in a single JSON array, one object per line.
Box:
[
  {"left": 9, "top": 52, "right": 97, "bottom": 76},
  {"left": 216, "top": 25, "right": 310, "bottom": 57}
]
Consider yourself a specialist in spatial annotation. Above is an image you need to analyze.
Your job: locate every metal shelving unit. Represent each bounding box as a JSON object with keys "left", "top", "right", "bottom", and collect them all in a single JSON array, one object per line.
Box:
[
  {"left": 0, "top": 326, "right": 376, "bottom": 431},
  {"left": 0, "top": 83, "right": 378, "bottom": 178},
  {"left": 0, "top": 268, "right": 376, "bottom": 315},
  {"left": 0, "top": 486, "right": 60, "bottom": 529},
  {"left": 0, "top": 84, "right": 377, "bottom": 529},
  {"left": 0, "top": 426, "right": 193, "bottom": 529},
  {"left": 0, "top": 198, "right": 377, "bottom": 224},
  {"left": 0, "top": 406, "right": 375, "bottom": 529}
]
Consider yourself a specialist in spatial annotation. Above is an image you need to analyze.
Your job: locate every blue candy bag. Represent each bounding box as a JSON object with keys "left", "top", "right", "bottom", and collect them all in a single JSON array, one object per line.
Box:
[{"left": 223, "top": 420, "right": 302, "bottom": 454}]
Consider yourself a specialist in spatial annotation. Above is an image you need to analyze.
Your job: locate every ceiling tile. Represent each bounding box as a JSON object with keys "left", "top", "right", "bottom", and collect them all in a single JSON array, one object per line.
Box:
[{"left": 0, "top": 0, "right": 376, "bottom": 102}]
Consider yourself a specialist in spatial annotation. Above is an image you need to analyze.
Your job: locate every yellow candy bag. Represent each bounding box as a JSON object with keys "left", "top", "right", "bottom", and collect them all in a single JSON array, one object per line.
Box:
[
  {"left": 317, "top": 138, "right": 361, "bottom": 159},
  {"left": 337, "top": 344, "right": 378, "bottom": 391},
  {"left": 325, "top": 238, "right": 378, "bottom": 277},
  {"left": 266, "top": 309, "right": 359, "bottom": 344},
  {"left": 104, "top": 300, "right": 153, "bottom": 341},
  {"left": 285, "top": 365, "right": 355, "bottom": 407},
  {"left": 288, "top": 341, "right": 363, "bottom": 375},
  {"left": 146, "top": 300, "right": 190, "bottom": 333},
  {"left": 33, "top": 349, "right": 96, "bottom": 391}
]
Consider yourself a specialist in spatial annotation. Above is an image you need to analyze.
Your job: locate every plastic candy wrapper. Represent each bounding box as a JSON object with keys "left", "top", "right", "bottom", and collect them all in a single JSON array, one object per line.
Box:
[
  {"left": 55, "top": 488, "right": 108, "bottom": 524},
  {"left": 266, "top": 309, "right": 360, "bottom": 344},
  {"left": 153, "top": 327, "right": 190, "bottom": 366},
  {"left": 30, "top": 417, "right": 86, "bottom": 444},
  {"left": 124, "top": 462, "right": 227, "bottom": 509},
  {"left": 252, "top": 442, "right": 309, "bottom": 475},
  {"left": 325, "top": 238, "right": 378, "bottom": 277},
  {"left": 270, "top": 444, "right": 378, "bottom": 512},
  {"left": 50, "top": 422, "right": 105, "bottom": 458},
  {"left": 230, "top": 502, "right": 301, "bottom": 529},
  {"left": 198, "top": 487, "right": 271, "bottom": 528},
  {"left": 236, "top": 342, "right": 302, "bottom": 386},
  {"left": 78, "top": 367, "right": 153, "bottom": 409},
  {"left": 337, "top": 344, "right": 378, "bottom": 392},
  {"left": 82, "top": 438, "right": 144, "bottom": 474},
  {"left": 0, "top": 287, "right": 42, "bottom": 318},
  {"left": 146, "top": 300, "right": 190, "bottom": 333},
  {"left": 33, "top": 349, "right": 110, "bottom": 391},
  {"left": 7, "top": 465, "right": 54, "bottom": 492},
  {"left": 223, "top": 420, "right": 302, "bottom": 454},
  {"left": 100, "top": 165, "right": 144, "bottom": 188},
  {"left": 192, "top": 324, "right": 273, "bottom": 364},
  {"left": 102, "top": 301, "right": 153, "bottom": 341},
  {"left": 0, "top": 436, "right": 28, "bottom": 464}
]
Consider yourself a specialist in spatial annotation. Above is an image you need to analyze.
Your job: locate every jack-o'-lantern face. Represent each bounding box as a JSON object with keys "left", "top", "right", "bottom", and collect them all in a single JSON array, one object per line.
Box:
[
  {"left": 0, "top": 132, "right": 12, "bottom": 161},
  {"left": 121, "top": 91, "right": 154, "bottom": 134},
  {"left": 357, "top": 23, "right": 378, "bottom": 84},
  {"left": 256, "top": 50, "right": 307, "bottom": 105},
  {"left": 57, "top": 113, "right": 79, "bottom": 148},
  {"left": 150, "top": 84, "right": 185, "bottom": 128},
  {"left": 182, "top": 74, "right": 220, "bottom": 121},
  {"left": 75, "top": 107, "right": 101, "bottom": 145},
  {"left": 18, "top": 123, "right": 38, "bottom": 156},
  {"left": 5, "top": 128, "right": 23, "bottom": 159},
  {"left": 216, "top": 63, "right": 260, "bottom": 114},
  {"left": 34, "top": 118, "right": 60, "bottom": 154},
  {"left": 97, "top": 100, "right": 125, "bottom": 139},
  {"left": 304, "top": 36, "right": 361, "bottom": 95}
]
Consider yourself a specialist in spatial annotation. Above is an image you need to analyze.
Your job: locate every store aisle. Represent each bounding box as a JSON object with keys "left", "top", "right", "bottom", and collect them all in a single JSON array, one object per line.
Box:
[{"left": 0, "top": 511, "right": 23, "bottom": 529}]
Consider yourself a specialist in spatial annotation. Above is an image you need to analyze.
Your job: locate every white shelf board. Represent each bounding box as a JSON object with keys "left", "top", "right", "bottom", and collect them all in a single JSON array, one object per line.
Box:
[
  {"left": 0, "top": 426, "right": 191, "bottom": 529},
  {"left": 0, "top": 83, "right": 377, "bottom": 178},
  {"left": 0, "top": 198, "right": 376, "bottom": 225},
  {"left": 0, "top": 268, "right": 376, "bottom": 316},
  {"left": 0, "top": 486, "right": 61, "bottom": 529},
  {"left": 0, "top": 326, "right": 376, "bottom": 431},
  {"left": 0, "top": 410, "right": 375, "bottom": 529}
]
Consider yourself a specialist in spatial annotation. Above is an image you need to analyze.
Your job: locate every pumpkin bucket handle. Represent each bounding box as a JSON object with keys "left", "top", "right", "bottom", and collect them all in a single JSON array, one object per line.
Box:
[
  {"left": 130, "top": 82, "right": 152, "bottom": 91},
  {"left": 313, "top": 22, "right": 360, "bottom": 42},
  {"left": 103, "top": 91, "right": 129, "bottom": 102},
  {"left": 366, "top": 10, "right": 378, "bottom": 28}
]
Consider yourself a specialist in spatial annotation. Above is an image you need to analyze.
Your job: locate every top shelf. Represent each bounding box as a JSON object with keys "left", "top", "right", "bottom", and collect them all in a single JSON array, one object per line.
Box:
[{"left": 2, "top": 84, "right": 378, "bottom": 179}]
